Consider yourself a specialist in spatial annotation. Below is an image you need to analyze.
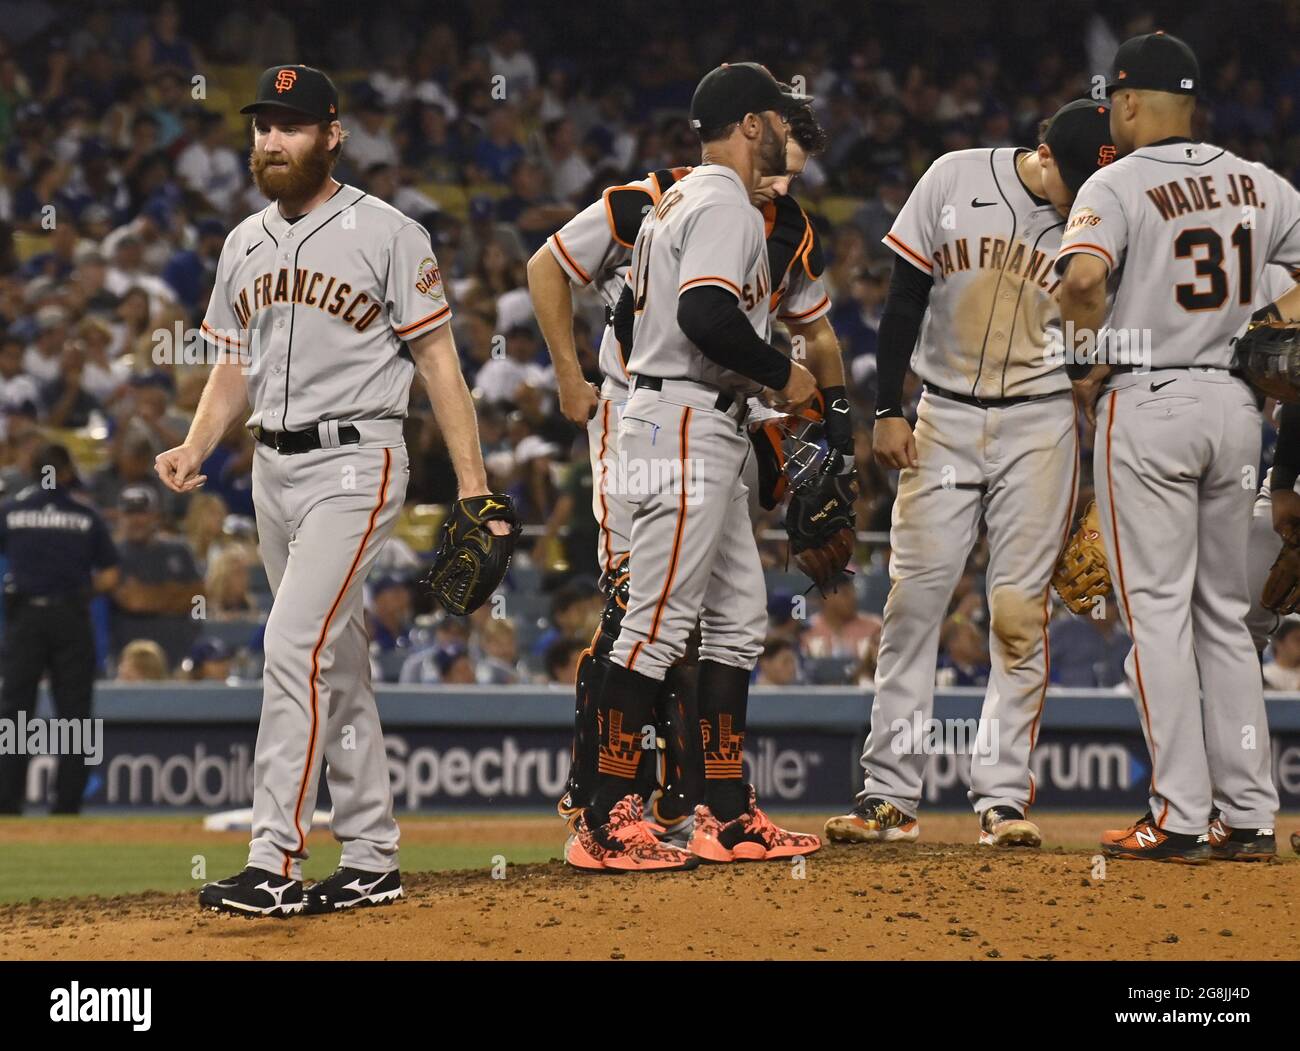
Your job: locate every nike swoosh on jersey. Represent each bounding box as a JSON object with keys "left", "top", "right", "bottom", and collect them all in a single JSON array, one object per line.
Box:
[
  {"left": 971, "top": 199, "right": 996, "bottom": 208},
  {"left": 246, "top": 242, "right": 263, "bottom": 255},
  {"left": 1150, "top": 379, "right": 1178, "bottom": 391}
]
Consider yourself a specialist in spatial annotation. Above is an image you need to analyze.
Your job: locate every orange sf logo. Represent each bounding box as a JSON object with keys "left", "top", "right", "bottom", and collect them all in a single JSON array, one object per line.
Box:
[
  {"left": 1098, "top": 144, "right": 1117, "bottom": 166},
  {"left": 274, "top": 69, "right": 297, "bottom": 94}
]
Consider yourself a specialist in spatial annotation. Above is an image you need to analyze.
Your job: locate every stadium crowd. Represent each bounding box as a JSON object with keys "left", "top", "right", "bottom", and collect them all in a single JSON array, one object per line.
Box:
[{"left": 0, "top": 0, "right": 1297, "bottom": 688}]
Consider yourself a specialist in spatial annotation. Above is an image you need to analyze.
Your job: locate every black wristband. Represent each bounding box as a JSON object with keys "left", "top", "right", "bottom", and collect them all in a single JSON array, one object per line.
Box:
[
  {"left": 821, "top": 384, "right": 853, "bottom": 453},
  {"left": 1274, "top": 402, "right": 1300, "bottom": 492}
]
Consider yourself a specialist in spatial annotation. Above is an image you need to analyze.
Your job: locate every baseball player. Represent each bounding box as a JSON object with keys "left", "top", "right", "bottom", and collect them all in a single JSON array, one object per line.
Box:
[
  {"left": 1262, "top": 376, "right": 1300, "bottom": 856},
  {"left": 561, "top": 62, "right": 823, "bottom": 871},
  {"left": 1242, "top": 269, "right": 1300, "bottom": 653},
  {"left": 156, "top": 65, "right": 507, "bottom": 916},
  {"left": 1058, "top": 32, "right": 1293, "bottom": 862},
  {"left": 823, "top": 99, "right": 1116, "bottom": 849},
  {"left": 528, "top": 90, "right": 848, "bottom": 851}
]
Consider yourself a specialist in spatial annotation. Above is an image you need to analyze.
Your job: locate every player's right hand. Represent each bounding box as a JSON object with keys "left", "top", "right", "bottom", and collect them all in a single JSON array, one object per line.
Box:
[
  {"left": 155, "top": 443, "right": 208, "bottom": 494},
  {"left": 775, "top": 361, "right": 817, "bottom": 413},
  {"left": 558, "top": 379, "right": 600, "bottom": 427},
  {"left": 873, "top": 416, "right": 918, "bottom": 470},
  {"left": 1273, "top": 487, "right": 1300, "bottom": 546}
]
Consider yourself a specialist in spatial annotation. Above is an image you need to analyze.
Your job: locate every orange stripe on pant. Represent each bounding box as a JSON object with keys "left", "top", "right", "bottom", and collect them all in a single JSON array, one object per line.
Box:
[
  {"left": 284, "top": 448, "right": 393, "bottom": 874},
  {"left": 1103, "top": 391, "right": 1163, "bottom": 823},
  {"left": 627, "top": 406, "right": 691, "bottom": 672}
]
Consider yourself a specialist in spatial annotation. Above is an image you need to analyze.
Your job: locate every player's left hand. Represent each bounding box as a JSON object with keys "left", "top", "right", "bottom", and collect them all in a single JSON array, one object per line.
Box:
[
  {"left": 1070, "top": 363, "right": 1112, "bottom": 427},
  {"left": 459, "top": 489, "right": 516, "bottom": 536}
]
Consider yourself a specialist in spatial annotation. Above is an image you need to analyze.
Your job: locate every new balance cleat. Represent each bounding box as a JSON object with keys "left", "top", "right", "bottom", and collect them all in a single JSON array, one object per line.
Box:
[
  {"left": 1100, "top": 813, "right": 1211, "bottom": 863},
  {"left": 823, "top": 797, "right": 920, "bottom": 844},
  {"left": 1207, "top": 815, "right": 1276, "bottom": 862}
]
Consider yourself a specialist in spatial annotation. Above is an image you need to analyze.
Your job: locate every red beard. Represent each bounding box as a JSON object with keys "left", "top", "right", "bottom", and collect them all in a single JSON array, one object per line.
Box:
[{"left": 249, "top": 138, "right": 333, "bottom": 205}]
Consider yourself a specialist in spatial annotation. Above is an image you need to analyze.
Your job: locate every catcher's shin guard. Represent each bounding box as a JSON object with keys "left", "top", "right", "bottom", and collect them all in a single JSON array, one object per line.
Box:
[
  {"left": 696, "top": 660, "right": 752, "bottom": 822},
  {"left": 649, "top": 662, "right": 702, "bottom": 826},
  {"left": 588, "top": 659, "right": 664, "bottom": 826},
  {"left": 592, "top": 552, "right": 631, "bottom": 658},
  {"left": 558, "top": 649, "right": 609, "bottom": 823}
]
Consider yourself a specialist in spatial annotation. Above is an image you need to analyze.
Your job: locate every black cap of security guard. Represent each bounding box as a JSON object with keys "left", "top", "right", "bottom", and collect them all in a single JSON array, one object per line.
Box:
[
  {"left": 1106, "top": 31, "right": 1200, "bottom": 97},
  {"left": 240, "top": 64, "right": 340, "bottom": 122},
  {"left": 690, "top": 62, "right": 809, "bottom": 135},
  {"left": 1043, "top": 99, "right": 1117, "bottom": 195}
]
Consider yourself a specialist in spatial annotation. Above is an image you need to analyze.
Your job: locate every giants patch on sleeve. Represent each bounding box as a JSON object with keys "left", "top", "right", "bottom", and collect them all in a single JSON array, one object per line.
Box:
[{"left": 415, "top": 257, "right": 443, "bottom": 299}]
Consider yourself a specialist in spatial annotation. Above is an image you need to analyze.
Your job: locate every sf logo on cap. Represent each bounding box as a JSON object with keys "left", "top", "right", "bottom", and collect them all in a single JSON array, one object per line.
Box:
[{"left": 274, "top": 68, "right": 298, "bottom": 93}]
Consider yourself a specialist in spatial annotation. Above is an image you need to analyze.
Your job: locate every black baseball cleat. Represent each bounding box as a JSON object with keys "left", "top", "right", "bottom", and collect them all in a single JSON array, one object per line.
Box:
[
  {"left": 199, "top": 867, "right": 303, "bottom": 917},
  {"left": 304, "top": 866, "right": 404, "bottom": 914},
  {"left": 1207, "top": 814, "right": 1277, "bottom": 862}
]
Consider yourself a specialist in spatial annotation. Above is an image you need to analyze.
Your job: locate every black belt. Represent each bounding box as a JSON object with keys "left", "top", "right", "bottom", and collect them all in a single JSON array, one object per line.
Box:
[
  {"left": 923, "top": 383, "right": 1066, "bottom": 409},
  {"left": 251, "top": 423, "right": 360, "bottom": 455},
  {"left": 633, "top": 375, "right": 745, "bottom": 419}
]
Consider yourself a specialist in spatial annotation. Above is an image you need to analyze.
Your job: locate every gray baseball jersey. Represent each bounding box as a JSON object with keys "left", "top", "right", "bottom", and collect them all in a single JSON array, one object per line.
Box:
[
  {"left": 1055, "top": 140, "right": 1293, "bottom": 834},
  {"left": 201, "top": 182, "right": 450, "bottom": 879},
  {"left": 854, "top": 149, "right": 1080, "bottom": 825},
  {"left": 1057, "top": 141, "right": 1300, "bottom": 364},
  {"left": 884, "top": 148, "right": 1069, "bottom": 399},
  {"left": 625, "top": 164, "right": 772, "bottom": 399},
  {"left": 553, "top": 173, "right": 831, "bottom": 577},
  {"left": 202, "top": 184, "right": 452, "bottom": 432}
]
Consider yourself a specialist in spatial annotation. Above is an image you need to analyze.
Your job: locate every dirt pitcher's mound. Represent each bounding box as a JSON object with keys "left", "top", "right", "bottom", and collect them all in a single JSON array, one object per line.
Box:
[{"left": 2, "top": 843, "right": 1296, "bottom": 961}]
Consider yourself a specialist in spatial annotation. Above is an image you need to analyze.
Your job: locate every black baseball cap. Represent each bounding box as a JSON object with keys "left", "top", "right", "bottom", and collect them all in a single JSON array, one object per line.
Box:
[
  {"left": 690, "top": 62, "right": 809, "bottom": 134},
  {"left": 1106, "top": 32, "right": 1199, "bottom": 97},
  {"left": 1043, "top": 99, "right": 1117, "bottom": 195},
  {"left": 240, "top": 65, "right": 340, "bottom": 122}
]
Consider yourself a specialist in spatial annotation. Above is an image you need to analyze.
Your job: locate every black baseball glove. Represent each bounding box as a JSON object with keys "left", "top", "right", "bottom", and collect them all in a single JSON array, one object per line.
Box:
[
  {"left": 786, "top": 451, "right": 857, "bottom": 591},
  {"left": 1232, "top": 320, "right": 1300, "bottom": 403},
  {"left": 421, "top": 494, "right": 522, "bottom": 616}
]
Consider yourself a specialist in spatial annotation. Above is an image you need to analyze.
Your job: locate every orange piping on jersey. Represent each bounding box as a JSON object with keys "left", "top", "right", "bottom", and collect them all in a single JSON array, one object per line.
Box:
[
  {"left": 287, "top": 448, "right": 393, "bottom": 869},
  {"left": 628, "top": 406, "right": 692, "bottom": 671},
  {"left": 394, "top": 305, "right": 451, "bottom": 337},
  {"left": 799, "top": 215, "right": 819, "bottom": 281},
  {"left": 1058, "top": 242, "right": 1116, "bottom": 270},
  {"left": 596, "top": 399, "right": 615, "bottom": 573},
  {"left": 884, "top": 232, "right": 933, "bottom": 272},
  {"left": 201, "top": 320, "right": 242, "bottom": 348},
  {"left": 679, "top": 275, "right": 742, "bottom": 297},
  {"left": 778, "top": 295, "right": 831, "bottom": 322},
  {"left": 648, "top": 166, "right": 693, "bottom": 199},
  {"left": 549, "top": 232, "right": 592, "bottom": 284},
  {"left": 602, "top": 185, "right": 653, "bottom": 248},
  {"left": 1103, "top": 391, "right": 1163, "bottom": 821}
]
